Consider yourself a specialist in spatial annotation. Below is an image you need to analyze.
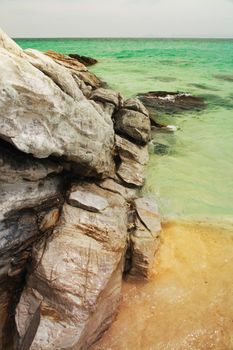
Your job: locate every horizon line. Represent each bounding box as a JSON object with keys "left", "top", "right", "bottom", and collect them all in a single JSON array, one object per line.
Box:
[{"left": 14, "top": 36, "right": 233, "bottom": 40}]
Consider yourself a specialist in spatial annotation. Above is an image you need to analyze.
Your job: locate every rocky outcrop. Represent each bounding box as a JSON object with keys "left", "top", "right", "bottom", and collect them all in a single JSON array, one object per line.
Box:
[
  {"left": 0, "top": 29, "right": 161, "bottom": 350},
  {"left": 45, "top": 50, "right": 103, "bottom": 89},
  {"left": 69, "top": 53, "right": 98, "bottom": 66},
  {"left": 138, "top": 91, "right": 206, "bottom": 119},
  {"left": 16, "top": 184, "right": 128, "bottom": 350}
]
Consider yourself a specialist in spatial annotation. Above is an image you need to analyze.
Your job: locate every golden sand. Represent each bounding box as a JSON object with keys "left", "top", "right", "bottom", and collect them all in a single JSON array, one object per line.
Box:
[{"left": 92, "top": 221, "right": 233, "bottom": 350}]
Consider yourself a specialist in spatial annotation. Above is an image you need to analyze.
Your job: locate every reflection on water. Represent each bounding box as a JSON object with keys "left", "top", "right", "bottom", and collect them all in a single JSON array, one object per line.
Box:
[{"left": 92, "top": 221, "right": 233, "bottom": 350}]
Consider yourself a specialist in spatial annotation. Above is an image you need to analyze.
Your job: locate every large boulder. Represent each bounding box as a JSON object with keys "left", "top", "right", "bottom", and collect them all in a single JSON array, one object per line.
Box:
[
  {"left": 0, "top": 36, "right": 115, "bottom": 177},
  {"left": 16, "top": 183, "right": 128, "bottom": 350}
]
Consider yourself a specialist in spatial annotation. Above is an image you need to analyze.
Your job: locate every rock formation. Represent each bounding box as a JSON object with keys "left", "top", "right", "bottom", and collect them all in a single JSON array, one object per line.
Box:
[
  {"left": 138, "top": 91, "right": 206, "bottom": 122},
  {"left": 0, "top": 28, "right": 161, "bottom": 350}
]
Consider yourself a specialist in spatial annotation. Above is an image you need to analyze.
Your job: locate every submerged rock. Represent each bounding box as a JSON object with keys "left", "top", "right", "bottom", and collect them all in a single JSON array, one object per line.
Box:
[{"left": 138, "top": 91, "right": 206, "bottom": 116}]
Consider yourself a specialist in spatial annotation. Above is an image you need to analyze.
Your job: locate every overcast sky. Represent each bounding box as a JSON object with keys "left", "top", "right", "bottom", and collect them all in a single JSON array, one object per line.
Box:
[{"left": 0, "top": 0, "right": 233, "bottom": 38}]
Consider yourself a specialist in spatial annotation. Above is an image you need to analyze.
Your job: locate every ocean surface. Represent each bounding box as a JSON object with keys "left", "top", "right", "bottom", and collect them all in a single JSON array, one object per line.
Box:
[{"left": 16, "top": 38, "right": 233, "bottom": 224}]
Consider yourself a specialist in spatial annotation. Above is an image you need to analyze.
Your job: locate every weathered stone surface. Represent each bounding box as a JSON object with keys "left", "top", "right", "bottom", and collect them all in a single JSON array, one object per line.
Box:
[
  {"left": 115, "top": 135, "right": 149, "bottom": 187},
  {"left": 90, "top": 88, "right": 122, "bottom": 108},
  {"left": 129, "top": 197, "right": 161, "bottom": 279},
  {"left": 45, "top": 50, "right": 87, "bottom": 71},
  {"left": 25, "top": 49, "right": 84, "bottom": 100},
  {"left": 138, "top": 91, "right": 206, "bottom": 116},
  {"left": 134, "top": 197, "right": 161, "bottom": 233},
  {"left": 69, "top": 53, "right": 98, "bottom": 66},
  {"left": 98, "top": 178, "right": 137, "bottom": 201},
  {"left": 68, "top": 184, "right": 109, "bottom": 212},
  {"left": 115, "top": 108, "right": 151, "bottom": 144},
  {"left": 16, "top": 184, "right": 128, "bottom": 350},
  {"left": 45, "top": 50, "right": 103, "bottom": 88},
  {"left": 124, "top": 98, "right": 149, "bottom": 117},
  {"left": 0, "top": 137, "right": 63, "bottom": 349},
  {"left": 0, "top": 27, "right": 23, "bottom": 57},
  {"left": 0, "top": 36, "right": 115, "bottom": 176}
]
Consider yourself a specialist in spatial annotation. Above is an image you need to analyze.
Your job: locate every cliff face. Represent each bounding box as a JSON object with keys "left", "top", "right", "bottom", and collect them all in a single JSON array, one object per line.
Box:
[{"left": 0, "top": 28, "right": 161, "bottom": 350}]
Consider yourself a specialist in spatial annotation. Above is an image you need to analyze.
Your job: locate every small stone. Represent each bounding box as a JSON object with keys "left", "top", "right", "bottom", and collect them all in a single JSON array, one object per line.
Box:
[{"left": 68, "top": 188, "right": 108, "bottom": 212}]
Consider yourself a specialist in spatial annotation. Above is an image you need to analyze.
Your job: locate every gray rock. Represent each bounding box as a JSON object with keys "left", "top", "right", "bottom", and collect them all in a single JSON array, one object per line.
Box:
[
  {"left": 115, "top": 135, "right": 149, "bottom": 187},
  {"left": 90, "top": 88, "right": 122, "bottom": 108},
  {"left": 68, "top": 184, "right": 109, "bottom": 212},
  {"left": 134, "top": 197, "right": 161, "bottom": 233},
  {"left": 115, "top": 108, "right": 151, "bottom": 144},
  {"left": 129, "top": 217, "right": 160, "bottom": 280},
  {"left": 16, "top": 184, "right": 128, "bottom": 350},
  {"left": 0, "top": 30, "right": 115, "bottom": 176},
  {"left": 124, "top": 98, "right": 149, "bottom": 117}
]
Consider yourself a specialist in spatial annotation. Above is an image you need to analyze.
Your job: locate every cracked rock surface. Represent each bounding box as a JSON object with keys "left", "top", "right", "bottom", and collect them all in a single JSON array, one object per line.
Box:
[{"left": 0, "top": 28, "right": 161, "bottom": 350}]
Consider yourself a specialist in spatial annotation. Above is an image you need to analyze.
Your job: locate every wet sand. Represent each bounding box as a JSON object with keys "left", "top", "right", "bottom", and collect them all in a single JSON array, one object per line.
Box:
[{"left": 92, "top": 221, "right": 233, "bottom": 350}]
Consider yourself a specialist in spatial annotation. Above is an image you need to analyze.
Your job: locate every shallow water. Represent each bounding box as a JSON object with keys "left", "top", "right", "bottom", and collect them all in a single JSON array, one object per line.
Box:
[
  {"left": 92, "top": 221, "right": 233, "bottom": 350},
  {"left": 16, "top": 38, "right": 233, "bottom": 222},
  {"left": 15, "top": 38, "right": 233, "bottom": 348}
]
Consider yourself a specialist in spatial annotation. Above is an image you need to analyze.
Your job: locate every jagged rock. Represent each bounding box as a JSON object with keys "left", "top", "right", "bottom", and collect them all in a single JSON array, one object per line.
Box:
[
  {"left": 45, "top": 50, "right": 103, "bottom": 89},
  {"left": 98, "top": 178, "right": 137, "bottom": 201},
  {"left": 129, "top": 218, "right": 160, "bottom": 279},
  {"left": 68, "top": 183, "right": 109, "bottom": 212},
  {"left": 0, "top": 33, "right": 115, "bottom": 176},
  {"left": 134, "top": 197, "right": 161, "bottom": 233},
  {"left": 0, "top": 140, "right": 63, "bottom": 221},
  {"left": 24, "top": 49, "right": 84, "bottom": 100},
  {"left": 114, "top": 108, "right": 151, "bottom": 144},
  {"left": 129, "top": 197, "right": 161, "bottom": 279},
  {"left": 0, "top": 138, "right": 63, "bottom": 349},
  {"left": 124, "top": 98, "right": 149, "bottom": 117},
  {"left": 16, "top": 184, "right": 128, "bottom": 350},
  {"left": 115, "top": 135, "right": 149, "bottom": 187},
  {"left": 69, "top": 53, "right": 98, "bottom": 66},
  {"left": 45, "top": 50, "right": 87, "bottom": 71},
  {"left": 90, "top": 88, "right": 122, "bottom": 108},
  {"left": 138, "top": 91, "right": 206, "bottom": 116}
]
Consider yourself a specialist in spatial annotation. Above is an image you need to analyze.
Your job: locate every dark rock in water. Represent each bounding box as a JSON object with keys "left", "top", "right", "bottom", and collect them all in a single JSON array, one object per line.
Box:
[
  {"left": 69, "top": 53, "right": 98, "bottom": 66},
  {"left": 149, "top": 141, "right": 170, "bottom": 156},
  {"left": 214, "top": 74, "right": 233, "bottom": 83},
  {"left": 137, "top": 91, "right": 206, "bottom": 115}
]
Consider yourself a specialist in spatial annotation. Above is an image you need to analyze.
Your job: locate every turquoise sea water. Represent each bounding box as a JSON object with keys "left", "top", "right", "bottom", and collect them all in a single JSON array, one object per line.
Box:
[{"left": 16, "top": 38, "right": 233, "bottom": 223}]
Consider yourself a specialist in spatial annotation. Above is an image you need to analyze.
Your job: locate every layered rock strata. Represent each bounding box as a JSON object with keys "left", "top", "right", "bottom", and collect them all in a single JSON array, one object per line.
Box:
[{"left": 0, "top": 28, "right": 161, "bottom": 350}]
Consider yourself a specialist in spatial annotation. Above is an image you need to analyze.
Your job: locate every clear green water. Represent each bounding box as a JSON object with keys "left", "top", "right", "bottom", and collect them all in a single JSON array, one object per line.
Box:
[{"left": 16, "top": 38, "right": 233, "bottom": 222}]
